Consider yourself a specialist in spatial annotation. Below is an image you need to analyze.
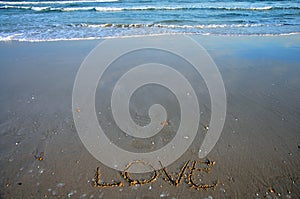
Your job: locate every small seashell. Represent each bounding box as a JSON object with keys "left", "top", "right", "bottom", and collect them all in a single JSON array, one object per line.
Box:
[
  {"left": 270, "top": 187, "right": 275, "bottom": 193},
  {"left": 161, "top": 121, "right": 169, "bottom": 126},
  {"left": 56, "top": 182, "right": 65, "bottom": 188}
]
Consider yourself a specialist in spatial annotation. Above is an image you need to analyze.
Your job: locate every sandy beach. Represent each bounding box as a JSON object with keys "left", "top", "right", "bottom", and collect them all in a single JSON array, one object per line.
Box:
[{"left": 0, "top": 35, "right": 299, "bottom": 198}]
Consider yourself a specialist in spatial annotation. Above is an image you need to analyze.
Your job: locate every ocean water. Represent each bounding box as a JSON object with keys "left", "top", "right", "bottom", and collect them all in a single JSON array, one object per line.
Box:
[{"left": 0, "top": 0, "right": 300, "bottom": 41}]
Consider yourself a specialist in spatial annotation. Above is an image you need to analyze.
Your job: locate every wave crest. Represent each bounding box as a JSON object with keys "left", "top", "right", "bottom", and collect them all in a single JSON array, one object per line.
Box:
[
  {"left": 0, "top": 0, "right": 119, "bottom": 5},
  {"left": 1, "top": 4, "right": 299, "bottom": 12}
]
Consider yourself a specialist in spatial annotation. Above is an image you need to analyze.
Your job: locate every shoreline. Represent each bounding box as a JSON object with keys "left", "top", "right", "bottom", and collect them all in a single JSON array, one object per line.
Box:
[{"left": 1, "top": 32, "right": 300, "bottom": 43}]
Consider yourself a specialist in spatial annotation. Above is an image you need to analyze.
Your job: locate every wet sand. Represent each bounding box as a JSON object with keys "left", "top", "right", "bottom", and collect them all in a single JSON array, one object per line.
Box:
[{"left": 0, "top": 35, "right": 300, "bottom": 198}]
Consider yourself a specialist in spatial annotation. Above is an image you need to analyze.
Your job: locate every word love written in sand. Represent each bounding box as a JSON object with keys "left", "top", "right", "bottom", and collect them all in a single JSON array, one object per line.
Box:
[{"left": 94, "top": 159, "right": 219, "bottom": 191}]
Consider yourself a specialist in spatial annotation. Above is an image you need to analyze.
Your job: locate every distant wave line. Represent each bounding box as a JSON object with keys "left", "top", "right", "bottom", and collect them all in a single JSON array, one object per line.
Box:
[
  {"left": 1, "top": 5, "right": 300, "bottom": 12},
  {"left": 0, "top": 0, "right": 119, "bottom": 5}
]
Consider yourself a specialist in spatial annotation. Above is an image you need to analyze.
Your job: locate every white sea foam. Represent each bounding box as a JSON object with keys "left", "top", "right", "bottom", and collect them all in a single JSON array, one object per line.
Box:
[
  {"left": 31, "top": 6, "right": 50, "bottom": 11},
  {"left": 16, "top": 36, "right": 102, "bottom": 42},
  {"left": 0, "top": 5, "right": 31, "bottom": 9},
  {"left": 61, "top": 7, "right": 95, "bottom": 11},
  {"left": 1, "top": 32, "right": 299, "bottom": 43},
  {"left": 250, "top": 6, "right": 273, "bottom": 10},
  {"left": 1, "top": 4, "right": 299, "bottom": 12},
  {"left": 225, "top": 6, "right": 273, "bottom": 10},
  {"left": 95, "top": 7, "right": 123, "bottom": 11},
  {"left": 0, "top": 0, "right": 119, "bottom": 5},
  {"left": 0, "top": 33, "right": 24, "bottom": 41},
  {"left": 75, "top": 23, "right": 282, "bottom": 29}
]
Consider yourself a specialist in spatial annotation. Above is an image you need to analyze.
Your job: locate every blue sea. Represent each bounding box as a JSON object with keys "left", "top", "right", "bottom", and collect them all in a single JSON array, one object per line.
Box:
[{"left": 0, "top": 0, "right": 300, "bottom": 41}]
